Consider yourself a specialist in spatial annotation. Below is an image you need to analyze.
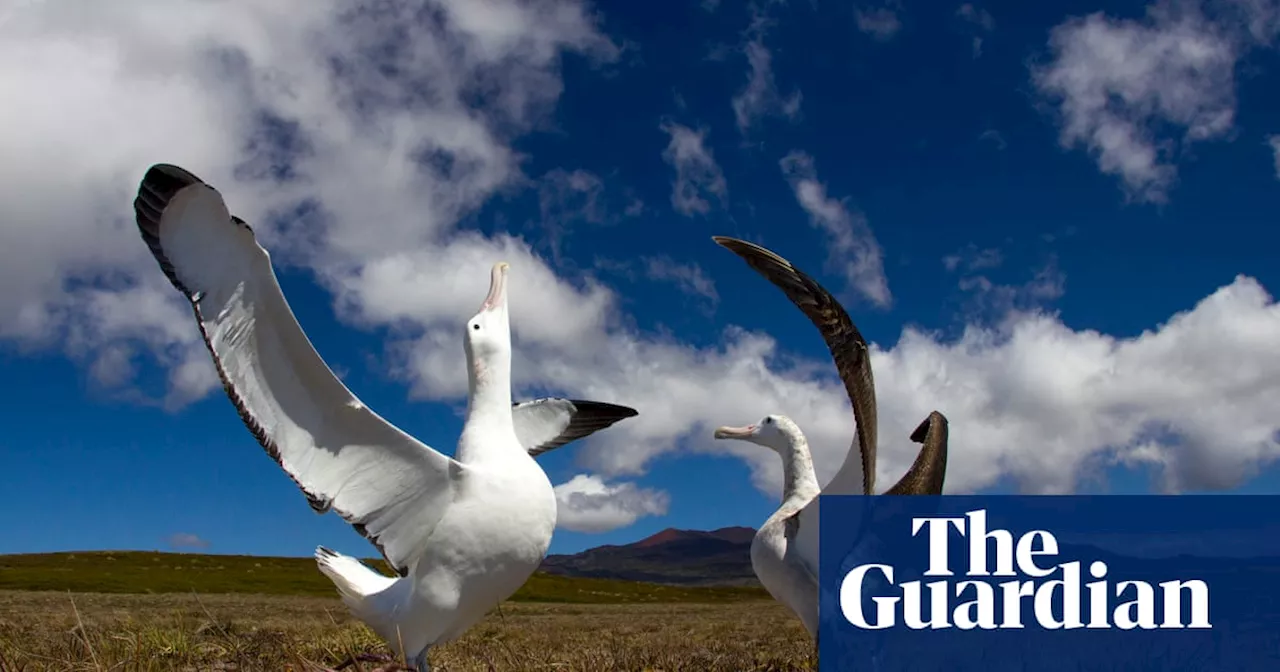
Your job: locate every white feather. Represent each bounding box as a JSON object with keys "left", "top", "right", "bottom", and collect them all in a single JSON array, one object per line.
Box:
[
  {"left": 158, "top": 184, "right": 459, "bottom": 574},
  {"left": 133, "top": 165, "right": 638, "bottom": 669}
]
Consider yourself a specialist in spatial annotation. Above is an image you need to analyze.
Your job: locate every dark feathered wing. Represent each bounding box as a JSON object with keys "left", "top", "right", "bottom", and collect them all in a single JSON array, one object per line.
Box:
[
  {"left": 883, "top": 411, "right": 948, "bottom": 495},
  {"left": 713, "top": 236, "right": 879, "bottom": 495},
  {"left": 512, "top": 398, "right": 638, "bottom": 457}
]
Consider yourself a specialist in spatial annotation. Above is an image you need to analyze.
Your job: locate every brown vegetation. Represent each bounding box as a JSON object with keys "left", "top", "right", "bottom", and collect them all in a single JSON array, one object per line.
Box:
[{"left": 0, "top": 591, "right": 815, "bottom": 671}]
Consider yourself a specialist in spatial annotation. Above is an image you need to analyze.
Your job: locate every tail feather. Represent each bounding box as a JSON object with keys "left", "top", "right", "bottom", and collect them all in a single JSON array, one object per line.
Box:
[{"left": 314, "top": 546, "right": 398, "bottom": 611}]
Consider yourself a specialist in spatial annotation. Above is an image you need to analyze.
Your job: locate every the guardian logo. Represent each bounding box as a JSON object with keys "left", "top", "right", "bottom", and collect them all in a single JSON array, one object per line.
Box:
[{"left": 839, "top": 509, "right": 1212, "bottom": 631}]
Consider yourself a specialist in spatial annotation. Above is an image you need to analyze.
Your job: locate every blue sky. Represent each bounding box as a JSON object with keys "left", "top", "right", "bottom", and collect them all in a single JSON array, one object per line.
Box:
[{"left": 1, "top": 0, "right": 1279, "bottom": 558}]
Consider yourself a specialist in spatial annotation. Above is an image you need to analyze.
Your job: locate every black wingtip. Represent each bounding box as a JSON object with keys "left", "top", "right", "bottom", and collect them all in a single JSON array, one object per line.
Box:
[
  {"left": 317, "top": 545, "right": 336, "bottom": 558},
  {"left": 135, "top": 164, "right": 207, "bottom": 220},
  {"left": 711, "top": 235, "right": 803, "bottom": 277},
  {"left": 142, "top": 163, "right": 207, "bottom": 189},
  {"left": 132, "top": 162, "right": 216, "bottom": 298},
  {"left": 910, "top": 411, "right": 946, "bottom": 443},
  {"left": 569, "top": 399, "right": 639, "bottom": 419},
  {"left": 711, "top": 235, "right": 752, "bottom": 252}
]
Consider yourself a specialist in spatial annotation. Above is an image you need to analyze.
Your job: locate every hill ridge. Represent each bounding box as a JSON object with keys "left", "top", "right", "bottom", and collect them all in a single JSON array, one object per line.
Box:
[{"left": 541, "top": 525, "right": 758, "bottom": 587}]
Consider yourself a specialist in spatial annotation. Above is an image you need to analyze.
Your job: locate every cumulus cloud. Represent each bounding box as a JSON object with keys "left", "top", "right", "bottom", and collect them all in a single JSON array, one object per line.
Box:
[
  {"left": 0, "top": 0, "right": 616, "bottom": 400},
  {"left": 659, "top": 121, "right": 728, "bottom": 216},
  {"left": 731, "top": 4, "right": 802, "bottom": 135},
  {"left": 1, "top": 0, "right": 1277, "bottom": 542},
  {"left": 166, "top": 533, "right": 210, "bottom": 551},
  {"left": 779, "top": 151, "right": 892, "bottom": 308},
  {"left": 1031, "top": 0, "right": 1280, "bottom": 203},
  {"left": 955, "top": 3, "right": 996, "bottom": 56},
  {"left": 856, "top": 7, "right": 903, "bottom": 41},
  {"left": 875, "top": 276, "right": 1280, "bottom": 494},
  {"left": 554, "top": 474, "right": 670, "bottom": 533}
]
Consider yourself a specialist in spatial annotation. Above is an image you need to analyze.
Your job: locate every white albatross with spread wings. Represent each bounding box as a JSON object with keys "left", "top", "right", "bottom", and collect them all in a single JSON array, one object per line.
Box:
[{"left": 132, "top": 164, "right": 639, "bottom": 671}]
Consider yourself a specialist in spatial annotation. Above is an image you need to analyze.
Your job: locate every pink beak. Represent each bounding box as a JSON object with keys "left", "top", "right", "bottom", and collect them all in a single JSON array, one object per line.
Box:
[
  {"left": 713, "top": 424, "right": 756, "bottom": 440},
  {"left": 481, "top": 262, "right": 510, "bottom": 311}
]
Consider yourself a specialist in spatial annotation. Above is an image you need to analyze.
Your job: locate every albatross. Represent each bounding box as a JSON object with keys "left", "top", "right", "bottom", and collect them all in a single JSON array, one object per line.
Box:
[
  {"left": 132, "top": 163, "right": 639, "bottom": 671},
  {"left": 709, "top": 235, "right": 949, "bottom": 641}
]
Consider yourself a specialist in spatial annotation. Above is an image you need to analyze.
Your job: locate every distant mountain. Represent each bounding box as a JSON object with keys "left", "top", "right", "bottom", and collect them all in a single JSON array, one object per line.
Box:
[
  {"left": 538, "top": 526, "right": 1280, "bottom": 589},
  {"left": 540, "top": 527, "right": 759, "bottom": 587}
]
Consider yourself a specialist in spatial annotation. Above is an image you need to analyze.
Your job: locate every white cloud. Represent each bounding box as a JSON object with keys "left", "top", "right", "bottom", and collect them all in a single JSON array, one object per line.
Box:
[
  {"left": 1031, "top": 0, "right": 1280, "bottom": 203},
  {"left": 554, "top": 474, "right": 670, "bottom": 533},
  {"left": 956, "top": 3, "right": 995, "bottom": 56},
  {"left": 856, "top": 7, "right": 902, "bottom": 41},
  {"left": 0, "top": 0, "right": 1277, "bottom": 545},
  {"left": 509, "top": 272, "right": 1280, "bottom": 500},
  {"left": 731, "top": 5, "right": 802, "bottom": 135},
  {"left": 1269, "top": 134, "right": 1280, "bottom": 178},
  {"left": 659, "top": 121, "right": 728, "bottom": 216},
  {"left": 871, "top": 276, "right": 1280, "bottom": 495},
  {"left": 779, "top": 151, "right": 892, "bottom": 308},
  {"left": 0, "top": 0, "right": 616, "bottom": 398},
  {"left": 643, "top": 256, "right": 720, "bottom": 306}
]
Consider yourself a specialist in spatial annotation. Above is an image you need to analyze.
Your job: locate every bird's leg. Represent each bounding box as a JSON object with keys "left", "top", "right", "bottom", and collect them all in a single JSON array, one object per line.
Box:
[{"left": 413, "top": 647, "right": 431, "bottom": 672}]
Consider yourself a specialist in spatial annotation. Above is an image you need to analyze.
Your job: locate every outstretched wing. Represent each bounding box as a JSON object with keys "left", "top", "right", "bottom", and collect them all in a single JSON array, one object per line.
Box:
[
  {"left": 512, "top": 398, "right": 638, "bottom": 457},
  {"left": 883, "top": 411, "right": 948, "bottom": 495},
  {"left": 713, "top": 236, "right": 879, "bottom": 495},
  {"left": 134, "top": 163, "right": 459, "bottom": 577}
]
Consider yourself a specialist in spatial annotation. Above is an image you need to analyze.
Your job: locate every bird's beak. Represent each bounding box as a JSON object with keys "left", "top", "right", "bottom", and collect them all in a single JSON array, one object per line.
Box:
[
  {"left": 713, "top": 424, "right": 756, "bottom": 440},
  {"left": 481, "top": 262, "right": 510, "bottom": 312}
]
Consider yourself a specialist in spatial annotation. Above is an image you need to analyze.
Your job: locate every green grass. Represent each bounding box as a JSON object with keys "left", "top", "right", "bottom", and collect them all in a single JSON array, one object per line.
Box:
[{"left": 0, "top": 551, "right": 769, "bottom": 604}]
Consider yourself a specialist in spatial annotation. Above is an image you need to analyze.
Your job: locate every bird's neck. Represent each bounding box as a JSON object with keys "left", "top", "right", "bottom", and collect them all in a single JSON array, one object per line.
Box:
[
  {"left": 780, "top": 437, "right": 821, "bottom": 505},
  {"left": 458, "top": 347, "right": 518, "bottom": 463}
]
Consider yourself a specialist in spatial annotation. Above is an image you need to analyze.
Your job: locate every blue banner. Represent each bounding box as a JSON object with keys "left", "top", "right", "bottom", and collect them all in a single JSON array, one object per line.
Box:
[{"left": 817, "top": 495, "right": 1280, "bottom": 671}]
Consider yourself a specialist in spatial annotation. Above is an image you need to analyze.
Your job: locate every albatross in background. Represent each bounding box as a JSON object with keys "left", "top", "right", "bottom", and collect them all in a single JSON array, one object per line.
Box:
[
  {"left": 132, "top": 163, "right": 639, "bottom": 671},
  {"left": 710, "top": 235, "right": 949, "bottom": 641}
]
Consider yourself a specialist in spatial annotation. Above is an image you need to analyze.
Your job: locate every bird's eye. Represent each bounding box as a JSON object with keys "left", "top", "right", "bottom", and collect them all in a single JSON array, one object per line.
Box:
[
  {"left": 472, "top": 324, "right": 481, "bottom": 331},
  {"left": 764, "top": 417, "right": 773, "bottom": 425}
]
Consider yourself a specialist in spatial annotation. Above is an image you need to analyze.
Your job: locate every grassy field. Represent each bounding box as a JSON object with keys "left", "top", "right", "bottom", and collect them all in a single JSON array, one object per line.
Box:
[{"left": 0, "top": 553, "right": 813, "bottom": 671}]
